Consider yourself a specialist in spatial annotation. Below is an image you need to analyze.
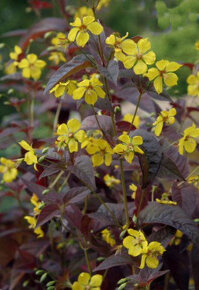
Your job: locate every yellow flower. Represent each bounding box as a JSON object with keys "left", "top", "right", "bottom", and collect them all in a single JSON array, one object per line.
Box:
[
  {"left": 90, "top": 139, "right": 113, "bottom": 167},
  {"left": 172, "top": 230, "right": 183, "bottom": 246},
  {"left": 0, "top": 157, "right": 18, "bottom": 183},
  {"left": 156, "top": 199, "right": 177, "bottom": 206},
  {"left": 24, "top": 216, "right": 44, "bottom": 238},
  {"left": 188, "top": 175, "right": 199, "bottom": 189},
  {"left": 96, "top": 0, "right": 111, "bottom": 10},
  {"left": 123, "top": 113, "right": 140, "bottom": 128},
  {"left": 51, "top": 32, "right": 69, "bottom": 49},
  {"left": 121, "top": 38, "right": 156, "bottom": 74},
  {"left": 123, "top": 229, "right": 148, "bottom": 256},
  {"left": 114, "top": 134, "right": 144, "bottom": 164},
  {"left": 18, "top": 54, "right": 46, "bottom": 80},
  {"left": 101, "top": 228, "right": 116, "bottom": 247},
  {"left": 31, "top": 194, "right": 44, "bottom": 215},
  {"left": 9, "top": 45, "right": 22, "bottom": 60},
  {"left": 187, "top": 72, "right": 199, "bottom": 97},
  {"left": 18, "top": 140, "right": 38, "bottom": 170},
  {"left": 195, "top": 41, "right": 199, "bottom": 50},
  {"left": 105, "top": 32, "right": 129, "bottom": 62},
  {"left": 153, "top": 108, "right": 176, "bottom": 136},
  {"left": 48, "top": 51, "right": 66, "bottom": 65},
  {"left": 178, "top": 123, "right": 199, "bottom": 155},
  {"left": 104, "top": 174, "right": 120, "bottom": 187},
  {"left": 145, "top": 60, "right": 182, "bottom": 94},
  {"left": 50, "top": 80, "right": 77, "bottom": 98},
  {"left": 129, "top": 183, "right": 137, "bottom": 199},
  {"left": 56, "top": 119, "right": 86, "bottom": 152},
  {"left": 73, "top": 74, "right": 105, "bottom": 105},
  {"left": 140, "top": 241, "right": 165, "bottom": 269},
  {"left": 5, "top": 61, "right": 18, "bottom": 75},
  {"left": 81, "top": 136, "right": 101, "bottom": 154},
  {"left": 156, "top": 192, "right": 177, "bottom": 205},
  {"left": 68, "top": 16, "right": 103, "bottom": 47},
  {"left": 72, "top": 272, "right": 103, "bottom": 290},
  {"left": 75, "top": 6, "right": 94, "bottom": 18}
]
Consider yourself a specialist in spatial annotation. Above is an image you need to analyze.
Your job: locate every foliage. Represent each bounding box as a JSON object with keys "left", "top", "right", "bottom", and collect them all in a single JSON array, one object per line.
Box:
[{"left": 1, "top": 0, "right": 199, "bottom": 289}]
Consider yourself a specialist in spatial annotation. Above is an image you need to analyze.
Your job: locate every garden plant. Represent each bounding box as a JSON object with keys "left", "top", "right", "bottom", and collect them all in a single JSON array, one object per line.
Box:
[{"left": 1, "top": 0, "right": 199, "bottom": 289}]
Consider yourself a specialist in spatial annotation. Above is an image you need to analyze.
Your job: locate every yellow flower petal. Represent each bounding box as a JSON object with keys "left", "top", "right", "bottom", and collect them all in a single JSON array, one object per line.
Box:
[
  {"left": 82, "top": 16, "right": 95, "bottom": 26},
  {"left": 142, "top": 51, "right": 156, "bottom": 65},
  {"left": 57, "top": 123, "right": 68, "bottom": 135},
  {"left": 73, "top": 87, "right": 87, "bottom": 100},
  {"left": 118, "top": 134, "right": 130, "bottom": 144},
  {"left": 68, "top": 139, "right": 78, "bottom": 152},
  {"left": 87, "top": 22, "right": 103, "bottom": 35},
  {"left": 184, "top": 138, "right": 197, "bottom": 153},
  {"left": 19, "top": 140, "right": 33, "bottom": 151},
  {"left": 123, "top": 56, "right": 136, "bottom": 69},
  {"left": 121, "top": 39, "right": 137, "bottom": 55},
  {"left": 165, "top": 62, "right": 182, "bottom": 72},
  {"left": 68, "top": 27, "right": 80, "bottom": 42},
  {"left": 134, "top": 60, "right": 147, "bottom": 75},
  {"left": 78, "top": 272, "right": 90, "bottom": 286},
  {"left": 163, "top": 72, "right": 178, "bottom": 87},
  {"left": 145, "top": 68, "right": 160, "bottom": 81},
  {"left": 137, "top": 38, "right": 151, "bottom": 54},
  {"left": 76, "top": 31, "right": 89, "bottom": 47},
  {"left": 90, "top": 274, "right": 103, "bottom": 287},
  {"left": 156, "top": 60, "right": 169, "bottom": 71},
  {"left": 154, "top": 76, "right": 163, "bottom": 94},
  {"left": 67, "top": 119, "right": 81, "bottom": 132},
  {"left": 85, "top": 89, "right": 98, "bottom": 105}
]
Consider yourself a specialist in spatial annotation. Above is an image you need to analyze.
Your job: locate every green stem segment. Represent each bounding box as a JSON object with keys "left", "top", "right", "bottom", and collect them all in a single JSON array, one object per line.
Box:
[
  {"left": 53, "top": 101, "right": 62, "bottom": 133},
  {"left": 48, "top": 170, "right": 64, "bottom": 190},
  {"left": 84, "top": 247, "right": 92, "bottom": 275},
  {"left": 119, "top": 159, "right": 130, "bottom": 228},
  {"left": 131, "top": 92, "right": 142, "bottom": 128}
]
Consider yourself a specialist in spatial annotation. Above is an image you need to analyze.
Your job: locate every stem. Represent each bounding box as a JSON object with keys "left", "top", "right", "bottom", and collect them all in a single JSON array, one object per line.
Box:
[
  {"left": 84, "top": 248, "right": 92, "bottom": 275},
  {"left": 82, "top": 195, "right": 88, "bottom": 214},
  {"left": 58, "top": 171, "right": 71, "bottom": 192},
  {"left": 92, "top": 106, "right": 109, "bottom": 142},
  {"left": 48, "top": 170, "right": 64, "bottom": 190},
  {"left": 53, "top": 101, "right": 62, "bottom": 133},
  {"left": 119, "top": 159, "right": 130, "bottom": 228},
  {"left": 103, "top": 77, "right": 117, "bottom": 136},
  {"left": 131, "top": 92, "right": 142, "bottom": 130}
]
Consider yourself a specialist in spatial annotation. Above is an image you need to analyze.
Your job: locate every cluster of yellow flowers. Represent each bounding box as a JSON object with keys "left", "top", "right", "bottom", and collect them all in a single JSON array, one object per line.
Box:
[
  {"left": 156, "top": 192, "right": 177, "bottom": 206},
  {"left": 50, "top": 74, "right": 106, "bottom": 105},
  {"left": 187, "top": 72, "right": 199, "bottom": 97},
  {"left": 101, "top": 228, "right": 116, "bottom": 247},
  {"left": 178, "top": 123, "right": 199, "bottom": 155},
  {"left": 48, "top": 32, "right": 68, "bottom": 65},
  {"left": 104, "top": 174, "right": 120, "bottom": 187},
  {"left": 56, "top": 119, "right": 86, "bottom": 152},
  {"left": 153, "top": 108, "right": 176, "bottom": 136},
  {"left": 0, "top": 157, "right": 18, "bottom": 183},
  {"left": 6, "top": 45, "right": 46, "bottom": 80},
  {"left": 19, "top": 140, "right": 38, "bottom": 170},
  {"left": 24, "top": 194, "right": 44, "bottom": 238},
  {"left": 114, "top": 134, "right": 144, "bottom": 164},
  {"left": 123, "top": 229, "right": 165, "bottom": 269},
  {"left": 188, "top": 175, "right": 199, "bottom": 189},
  {"left": 106, "top": 34, "right": 182, "bottom": 94},
  {"left": 72, "top": 272, "right": 103, "bottom": 290}
]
